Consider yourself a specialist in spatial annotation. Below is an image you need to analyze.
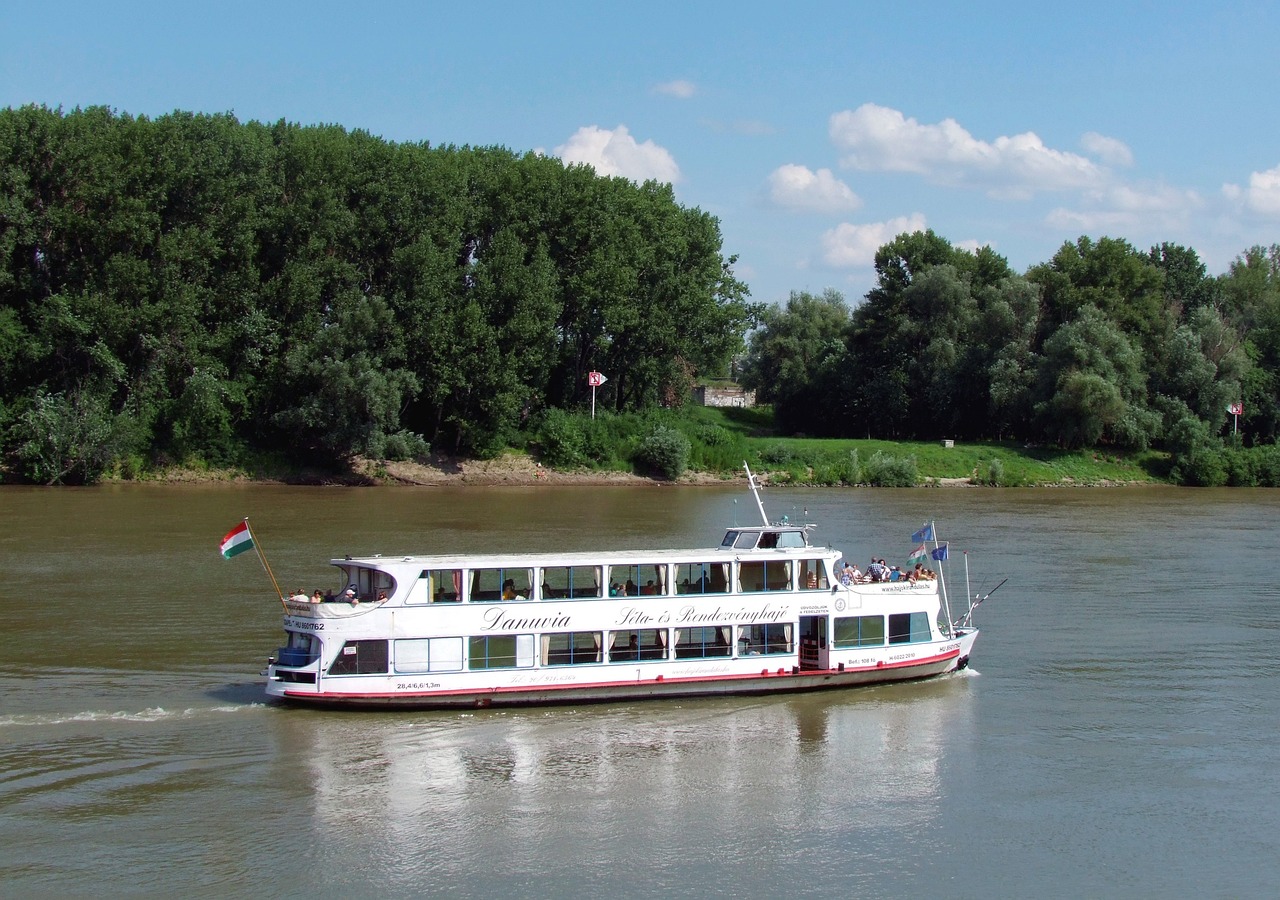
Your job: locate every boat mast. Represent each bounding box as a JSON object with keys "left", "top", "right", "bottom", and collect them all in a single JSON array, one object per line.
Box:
[{"left": 742, "top": 462, "right": 770, "bottom": 526}]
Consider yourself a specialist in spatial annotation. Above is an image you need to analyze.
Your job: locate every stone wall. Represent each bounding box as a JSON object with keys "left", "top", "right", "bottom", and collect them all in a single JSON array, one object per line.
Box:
[{"left": 692, "top": 385, "right": 756, "bottom": 408}]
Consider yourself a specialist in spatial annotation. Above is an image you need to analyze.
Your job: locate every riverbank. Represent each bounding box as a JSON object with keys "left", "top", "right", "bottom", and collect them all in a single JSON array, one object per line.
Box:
[{"left": 105, "top": 450, "right": 1139, "bottom": 488}]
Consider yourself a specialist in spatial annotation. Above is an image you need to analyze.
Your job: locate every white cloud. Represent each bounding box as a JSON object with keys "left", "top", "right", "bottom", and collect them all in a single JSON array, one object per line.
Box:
[
  {"left": 1081, "top": 131, "right": 1134, "bottom": 167},
  {"left": 821, "top": 214, "right": 928, "bottom": 268},
  {"left": 654, "top": 79, "right": 696, "bottom": 98},
  {"left": 1046, "top": 182, "right": 1201, "bottom": 231},
  {"left": 828, "top": 103, "right": 1105, "bottom": 196},
  {"left": 1223, "top": 162, "right": 1280, "bottom": 216},
  {"left": 554, "top": 125, "right": 681, "bottom": 184},
  {"left": 767, "top": 164, "right": 862, "bottom": 213}
]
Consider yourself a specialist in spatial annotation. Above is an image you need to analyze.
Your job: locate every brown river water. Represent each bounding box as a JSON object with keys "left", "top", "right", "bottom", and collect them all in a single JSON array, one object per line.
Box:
[{"left": 2, "top": 483, "right": 1279, "bottom": 897}]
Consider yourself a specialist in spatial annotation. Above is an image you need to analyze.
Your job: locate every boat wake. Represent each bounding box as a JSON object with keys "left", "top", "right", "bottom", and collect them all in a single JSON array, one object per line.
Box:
[{"left": 0, "top": 703, "right": 269, "bottom": 729}]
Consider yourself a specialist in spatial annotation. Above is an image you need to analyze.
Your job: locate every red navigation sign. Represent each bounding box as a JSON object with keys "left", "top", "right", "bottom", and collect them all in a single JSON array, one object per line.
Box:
[{"left": 588, "top": 371, "right": 607, "bottom": 387}]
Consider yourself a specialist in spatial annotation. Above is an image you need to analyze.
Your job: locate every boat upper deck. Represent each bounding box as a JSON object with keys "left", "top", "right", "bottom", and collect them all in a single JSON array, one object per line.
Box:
[{"left": 335, "top": 525, "right": 825, "bottom": 572}]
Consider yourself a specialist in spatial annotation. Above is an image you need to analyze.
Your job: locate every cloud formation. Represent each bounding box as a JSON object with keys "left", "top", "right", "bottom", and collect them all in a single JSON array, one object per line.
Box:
[
  {"left": 1047, "top": 183, "right": 1202, "bottom": 231},
  {"left": 555, "top": 125, "right": 681, "bottom": 184},
  {"left": 767, "top": 164, "right": 862, "bottom": 213},
  {"left": 821, "top": 214, "right": 928, "bottom": 268},
  {"left": 1080, "top": 131, "right": 1134, "bottom": 167},
  {"left": 1223, "top": 162, "right": 1280, "bottom": 216},
  {"left": 654, "top": 79, "right": 696, "bottom": 98},
  {"left": 829, "top": 103, "right": 1104, "bottom": 196}
]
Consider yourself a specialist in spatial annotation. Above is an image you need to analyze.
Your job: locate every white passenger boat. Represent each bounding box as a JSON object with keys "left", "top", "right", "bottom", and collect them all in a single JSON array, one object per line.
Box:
[{"left": 264, "top": 470, "right": 980, "bottom": 708}]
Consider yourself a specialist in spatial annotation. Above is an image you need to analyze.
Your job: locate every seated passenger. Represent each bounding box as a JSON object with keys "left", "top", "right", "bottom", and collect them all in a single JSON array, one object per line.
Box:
[
  {"left": 502, "top": 579, "right": 518, "bottom": 600},
  {"left": 376, "top": 591, "right": 389, "bottom": 603},
  {"left": 641, "top": 580, "right": 657, "bottom": 595},
  {"left": 310, "top": 590, "right": 323, "bottom": 604},
  {"left": 806, "top": 571, "right": 819, "bottom": 589},
  {"left": 343, "top": 587, "right": 358, "bottom": 605}
]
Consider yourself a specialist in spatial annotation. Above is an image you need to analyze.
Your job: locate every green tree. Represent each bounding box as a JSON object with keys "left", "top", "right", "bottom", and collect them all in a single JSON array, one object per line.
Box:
[{"left": 740, "top": 289, "right": 849, "bottom": 435}]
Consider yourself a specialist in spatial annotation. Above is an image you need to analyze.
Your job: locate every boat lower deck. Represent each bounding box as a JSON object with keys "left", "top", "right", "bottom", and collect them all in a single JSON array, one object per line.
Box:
[{"left": 270, "top": 638, "right": 973, "bottom": 709}]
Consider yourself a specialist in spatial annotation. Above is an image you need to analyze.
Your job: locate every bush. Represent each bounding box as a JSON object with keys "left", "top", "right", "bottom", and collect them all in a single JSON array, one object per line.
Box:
[
  {"left": 381, "top": 430, "right": 430, "bottom": 461},
  {"left": 10, "top": 389, "right": 131, "bottom": 485},
  {"left": 536, "top": 408, "right": 587, "bottom": 467},
  {"left": 983, "top": 458, "right": 1005, "bottom": 486},
  {"left": 861, "top": 451, "right": 918, "bottom": 487},
  {"left": 634, "top": 425, "right": 691, "bottom": 480}
]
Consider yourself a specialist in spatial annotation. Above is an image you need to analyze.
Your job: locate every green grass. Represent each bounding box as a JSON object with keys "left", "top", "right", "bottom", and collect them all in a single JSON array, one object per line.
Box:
[{"left": 692, "top": 408, "right": 1167, "bottom": 486}]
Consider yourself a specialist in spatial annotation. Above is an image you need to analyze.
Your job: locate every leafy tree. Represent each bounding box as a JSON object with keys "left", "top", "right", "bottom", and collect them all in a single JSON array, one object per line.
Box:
[
  {"left": 1032, "top": 306, "right": 1157, "bottom": 448},
  {"left": 740, "top": 289, "right": 849, "bottom": 434}
]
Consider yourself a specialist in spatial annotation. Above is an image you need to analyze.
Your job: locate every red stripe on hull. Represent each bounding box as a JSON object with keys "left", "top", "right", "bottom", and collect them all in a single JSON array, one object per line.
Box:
[{"left": 278, "top": 648, "right": 961, "bottom": 709}]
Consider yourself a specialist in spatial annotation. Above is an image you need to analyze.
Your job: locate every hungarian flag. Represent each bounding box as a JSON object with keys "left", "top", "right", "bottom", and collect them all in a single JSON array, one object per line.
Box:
[
  {"left": 907, "top": 544, "right": 927, "bottom": 564},
  {"left": 219, "top": 521, "right": 254, "bottom": 559}
]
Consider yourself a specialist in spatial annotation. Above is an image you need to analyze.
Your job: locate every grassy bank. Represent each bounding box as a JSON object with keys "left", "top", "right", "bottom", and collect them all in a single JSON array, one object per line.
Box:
[
  {"left": 522, "top": 405, "right": 1168, "bottom": 487},
  {"left": 40, "top": 404, "right": 1169, "bottom": 487}
]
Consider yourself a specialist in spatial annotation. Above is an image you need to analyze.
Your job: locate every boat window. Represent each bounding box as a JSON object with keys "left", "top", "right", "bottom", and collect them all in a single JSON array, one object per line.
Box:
[
  {"left": 469, "top": 567, "right": 532, "bottom": 602},
  {"left": 777, "top": 531, "right": 807, "bottom": 548},
  {"left": 394, "top": 637, "right": 464, "bottom": 673},
  {"left": 889, "top": 612, "right": 932, "bottom": 644},
  {"left": 407, "top": 568, "right": 462, "bottom": 604},
  {"left": 737, "top": 623, "right": 794, "bottom": 656},
  {"left": 737, "top": 560, "right": 793, "bottom": 592},
  {"left": 541, "top": 631, "right": 602, "bottom": 665},
  {"left": 674, "top": 562, "right": 730, "bottom": 594},
  {"left": 674, "top": 626, "right": 732, "bottom": 659},
  {"left": 327, "top": 640, "right": 389, "bottom": 676},
  {"left": 734, "top": 531, "right": 759, "bottom": 550},
  {"left": 721, "top": 531, "right": 739, "bottom": 548},
  {"left": 539, "top": 565, "right": 602, "bottom": 600},
  {"left": 799, "top": 560, "right": 830, "bottom": 591},
  {"left": 608, "top": 563, "right": 667, "bottom": 597},
  {"left": 607, "top": 629, "right": 668, "bottom": 662},
  {"left": 468, "top": 634, "right": 535, "bottom": 669},
  {"left": 833, "top": 615, "right": 885, "bottom": 648},
  {"left": 339, "top": 567, "right": 396, "bottom": 602}
]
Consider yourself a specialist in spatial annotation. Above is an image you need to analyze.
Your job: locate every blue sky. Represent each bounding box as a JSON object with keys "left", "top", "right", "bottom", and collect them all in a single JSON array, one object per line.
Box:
[{"left": 4, "top": 1, "right": 1279, "bottom": 305}]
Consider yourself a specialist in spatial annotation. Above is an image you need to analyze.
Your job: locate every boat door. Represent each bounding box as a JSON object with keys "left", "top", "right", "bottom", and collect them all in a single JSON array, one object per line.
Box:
[{"left": 799, "top": 615, "right": 827, "bottom": 670}]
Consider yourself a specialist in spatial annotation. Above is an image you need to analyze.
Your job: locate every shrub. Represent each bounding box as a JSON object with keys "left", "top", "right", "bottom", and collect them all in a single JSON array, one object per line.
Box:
[
  {"left": 634, "top": 425, "right": 691, "bottom": 480},
  {"left": 382, "top": 430, "right": 430, "bottom": 461},
  {"left": 861, "top": 451, "right": 918, "bottom": 487},
  {"left": 536, "top": 408, "right": 587, "bottom": 467}
]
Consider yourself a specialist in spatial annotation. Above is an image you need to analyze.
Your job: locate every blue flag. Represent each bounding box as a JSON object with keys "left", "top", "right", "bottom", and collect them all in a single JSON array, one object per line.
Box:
[
  {"left": 911, "top": 523, "right": 933, "bottom": 543},
  {"left": 931, "top": 543, "right": 948, "bottom": 561}
]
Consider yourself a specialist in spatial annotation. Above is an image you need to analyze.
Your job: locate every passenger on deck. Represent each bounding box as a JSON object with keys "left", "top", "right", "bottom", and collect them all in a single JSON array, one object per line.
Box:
[
  {"left": 310, "top": 590, "right": 323, "bottom": 604},
  {"left": 625, "top": 579, "right": 637, "bottom": 596},
  {"left": 343, "top": 587, "right": 359, "bottom": 605},
  {"left": 376, "top": 591, "right": 388, "bottom": 603},
  {"left": 502, "top": 579, "right": 518, "bottom": 600},
  {"left": 868, "top": 559, "right": 888, "bottom": 582},
  {"left": 641, "top": 580, "right": 656, "bottom": 595}
]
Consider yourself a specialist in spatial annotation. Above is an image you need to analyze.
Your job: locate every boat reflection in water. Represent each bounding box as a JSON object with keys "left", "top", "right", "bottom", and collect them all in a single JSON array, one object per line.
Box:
[{"left": 266, "top": 672, "right": 976, "bottom": 891}]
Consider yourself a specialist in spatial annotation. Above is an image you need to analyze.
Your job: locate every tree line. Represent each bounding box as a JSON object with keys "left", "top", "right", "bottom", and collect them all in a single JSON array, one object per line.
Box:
[
  {"left": 741, "top": 231, "right": 1280, "bottom": 483},
  {"left": 0, "top": 105, "right": 754, "bottom": 482}
]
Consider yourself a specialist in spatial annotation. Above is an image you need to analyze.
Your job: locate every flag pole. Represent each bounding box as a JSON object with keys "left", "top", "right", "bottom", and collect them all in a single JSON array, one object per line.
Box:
[
  {"left": 932, "top": 520, "right": 955, "bottom": 634},
  {"left": 243, "top": 517, "right": 287, "bottom": 609}
]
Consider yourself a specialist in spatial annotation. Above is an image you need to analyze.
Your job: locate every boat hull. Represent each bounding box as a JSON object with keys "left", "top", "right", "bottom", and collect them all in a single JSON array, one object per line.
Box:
[{"left": 270, "top": 631, "right": 977, "bottom": 710}]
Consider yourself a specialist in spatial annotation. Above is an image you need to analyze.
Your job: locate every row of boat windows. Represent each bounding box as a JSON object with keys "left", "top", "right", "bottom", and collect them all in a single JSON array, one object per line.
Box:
[
  {"left": 405, "top": 559, "right": 832, "bottom": 604},
  {"left": 310, "top": 613, "right": 932, "bottom": 676}
]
